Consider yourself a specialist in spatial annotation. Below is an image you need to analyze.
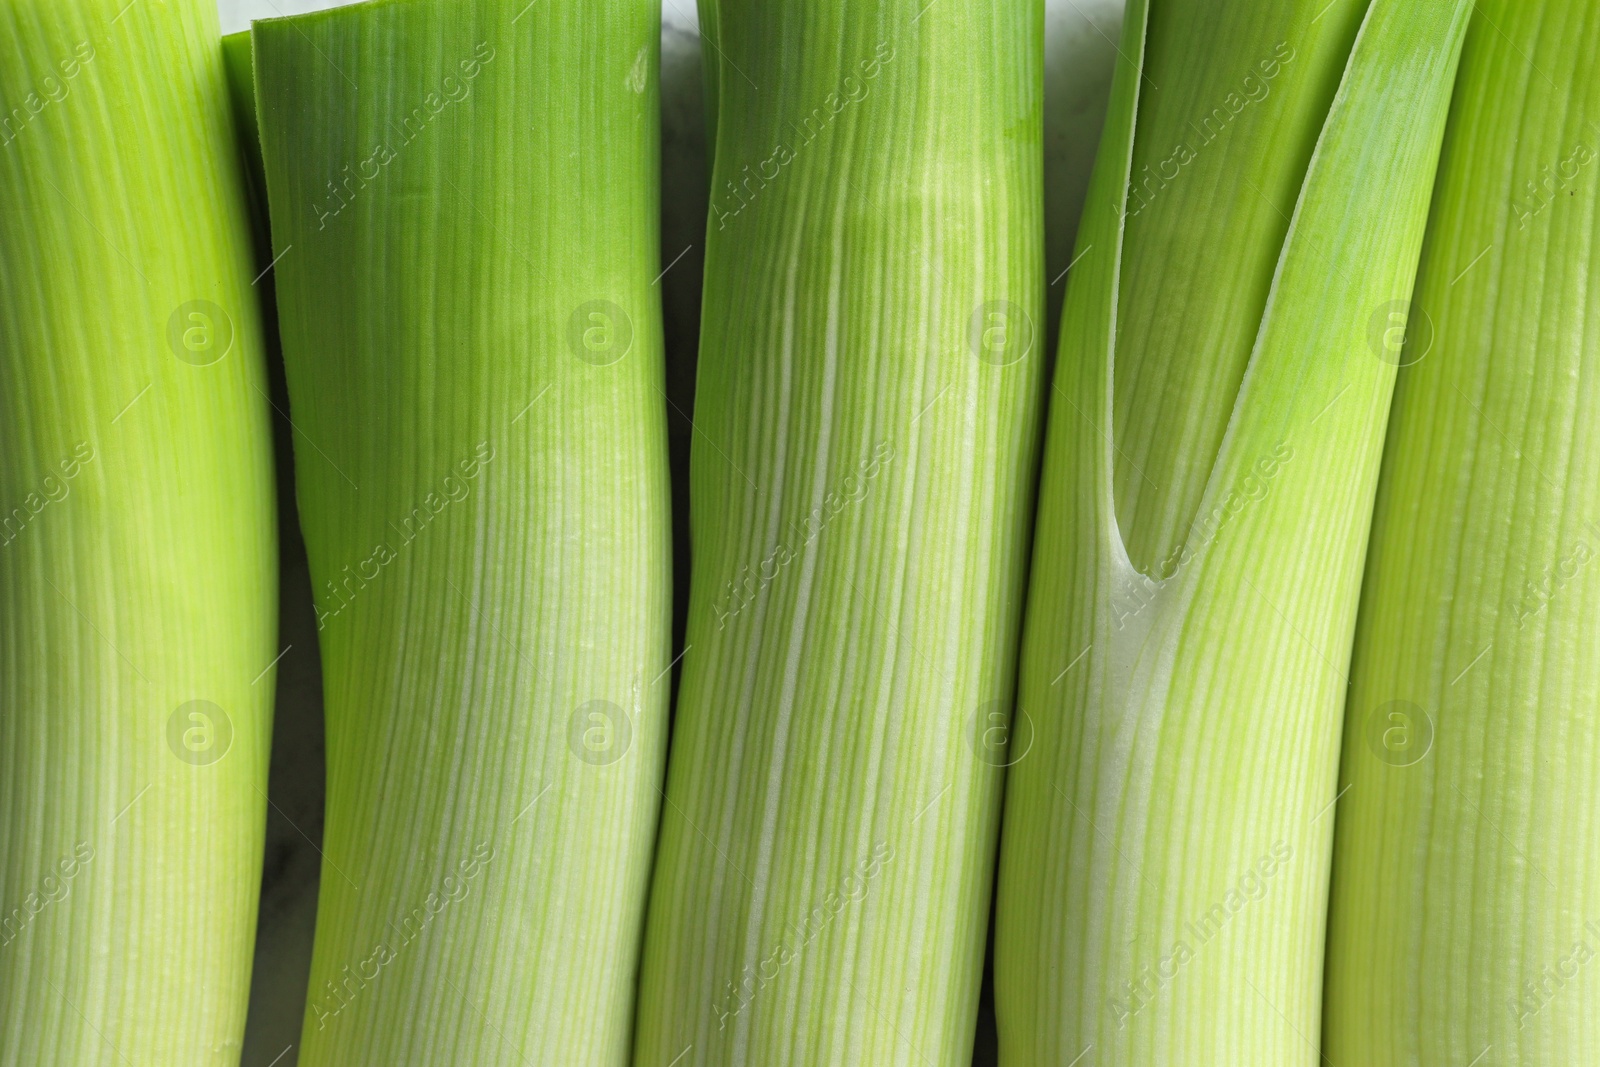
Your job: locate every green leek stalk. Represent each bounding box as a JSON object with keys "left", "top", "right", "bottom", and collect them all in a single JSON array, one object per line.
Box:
[
  {"left": 634, "top": 2, "right": 1043, "bottom": 1064},
  {"left": 992, "top": 0, "right": 1471, "bottom": 1061},
  {"left": 220, "top": 30, "right": 268, "bottom": 252},
  {"left": 252, "top": 0, "right": 669, "bottom": 1063},
  {"left": 0, "top": 0, "right": 277, "bottom": 1062},
  {"left": 1324, "top": 3, "right": 1600, "bottom": 1062}
]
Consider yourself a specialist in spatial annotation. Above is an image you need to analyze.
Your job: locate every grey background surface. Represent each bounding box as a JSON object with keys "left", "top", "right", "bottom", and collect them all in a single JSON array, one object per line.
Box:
[{"left": 217, "top": 1, "right": 1121, "bottom": 1062}]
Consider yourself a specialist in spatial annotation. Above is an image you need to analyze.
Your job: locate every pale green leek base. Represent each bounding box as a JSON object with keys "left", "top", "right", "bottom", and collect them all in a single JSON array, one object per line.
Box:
[
  {"left": 254, "top": 0, "right": 670, "bottom": 1063},
  {"left": 0, "top": 1, "right": 277, "bottom": 1064},
  {"left": 993, "top": 0, "right": 1472, "bottom": 1063},
  {"left": 634, "top": 2, "right": 1044, "bottom": 1065}
]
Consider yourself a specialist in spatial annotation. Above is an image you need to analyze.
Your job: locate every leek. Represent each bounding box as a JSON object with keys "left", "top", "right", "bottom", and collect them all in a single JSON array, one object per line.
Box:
[
  {"left": 0, "top": 0, "right": 277, "bottom": 1062},
  {"left": 252, "top": 0, "right": 670, "bottom": 1063},
  {"left": 1324, "top": 2, "right": 1600, "bottom": 1062},
  {"left": 221, "top": 29, "right": 267, "bottom": 248},
  {"left": 633, "top": 1, "right": 1044, "bottom": 1064},
  {"left": 992, "top": 0, "right": 1471, "bottom": 1062}
]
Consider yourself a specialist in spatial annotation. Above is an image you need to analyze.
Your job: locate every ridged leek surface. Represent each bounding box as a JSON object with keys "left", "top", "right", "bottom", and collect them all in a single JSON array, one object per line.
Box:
[
  {"left": 634, "top": 2, "right": 1044, "bottom": 1064},
  {"left": 0, "top": 0, "right": 277, "bottom": 1062},
  {"left": 1325, "top": 3, "right": 1600, "bottom": 1063},
  {"left": 253, "top": 0, "right": 670, "bottom": 1063},
  {"left": 993, "top": 0, "right": 1471, "bottom": 1062}
]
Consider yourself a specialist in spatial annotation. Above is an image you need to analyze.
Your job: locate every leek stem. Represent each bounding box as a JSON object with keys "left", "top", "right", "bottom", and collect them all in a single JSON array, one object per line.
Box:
[
  {"left": 635, "top": 1, "right": 1045, "bottom": 1063},
  {"left": 253, "top": 0, "right": 671, "bottom": 1063},
  {"left": 994, "top": 0, "right": 1472, "bottom": 1061},
  {"left": 0, "top": 0, "right": 277, "bottom": 1061}
]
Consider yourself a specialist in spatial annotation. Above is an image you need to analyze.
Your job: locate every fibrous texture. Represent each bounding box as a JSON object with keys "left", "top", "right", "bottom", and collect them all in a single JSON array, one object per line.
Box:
[
  {"left": 633, "top": 2, "right": 1045, "bottom": 1064},
  {"left": 1325, "top": 2, "right": 1600, "bottom": 1063},
  {"left": 993, "top": 0, "right": 1472, "bottom": 1062},
  {"left": 0, "top": 0, "right": 277, "bottom": 1062},
  {"left": 253, "top": 0, "right": 670, "bottom": 1063}
]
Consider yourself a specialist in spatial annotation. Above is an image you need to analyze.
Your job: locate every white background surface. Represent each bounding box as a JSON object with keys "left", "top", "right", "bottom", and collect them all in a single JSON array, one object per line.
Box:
[{"left": 216, "top": 1, "right": 1123, "bottom": 1063}]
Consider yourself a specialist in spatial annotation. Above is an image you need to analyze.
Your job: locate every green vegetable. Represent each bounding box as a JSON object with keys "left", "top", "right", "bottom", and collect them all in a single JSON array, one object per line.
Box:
[
  {"left": 252, "top": 0, "right": 670, "bottom": 1062},
  {"left": 221, "top": 29, "right": 268, "bottom": 252},
  {"left": 993, "top": 0, "right": 1471, "bottom": 1061},
  {"left": 1324, "top": 2, "right": 1600, "bottom": 1062},
  {"left": 0, "top": 0, "right": 277, "bottom": 1062},
  {"left": 633, "top": 2, "right": 1044, "bottom": 1064}
]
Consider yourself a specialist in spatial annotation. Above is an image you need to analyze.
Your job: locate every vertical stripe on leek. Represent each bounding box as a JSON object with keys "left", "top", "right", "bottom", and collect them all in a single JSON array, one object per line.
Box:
[
  {"left": 252, "top": 0, "right": 670, "bottom": 1063},
  {"left": 634, "top": 2, "right": 1043, "bottom": 1064},
  {"left": 993, "top": 0, "right": 1471, "bottom": 1062},
  {"left": 0, "top": 0, "right": 277, "bottom": 1062},
  {"left": 1325, "top": 3, "right": 1600, "bottom": 1063}
]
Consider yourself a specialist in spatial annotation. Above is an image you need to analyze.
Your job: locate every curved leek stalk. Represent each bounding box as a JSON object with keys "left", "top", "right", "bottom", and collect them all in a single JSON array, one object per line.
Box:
[
  {"left": 993, "top": 0, "right": 1471, "bottom": 1062},
  {"left": 252, "top": 0, "right": 670, "bottom": 1063},
  {"left": 1324, "top": 3, "right": 1600, "bottom": 1062},
  {"left": 633, "top": 2, "right": 1044, "bottom": 1064},
  {"left": 0, "top": 0, "right": 277, "bottom": 1062}
]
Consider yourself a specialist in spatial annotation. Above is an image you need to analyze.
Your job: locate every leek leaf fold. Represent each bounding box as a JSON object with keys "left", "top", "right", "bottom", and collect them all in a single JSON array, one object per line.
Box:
[{"left": 994, "top": 0, "right": 1472, "bottom": 1062}]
